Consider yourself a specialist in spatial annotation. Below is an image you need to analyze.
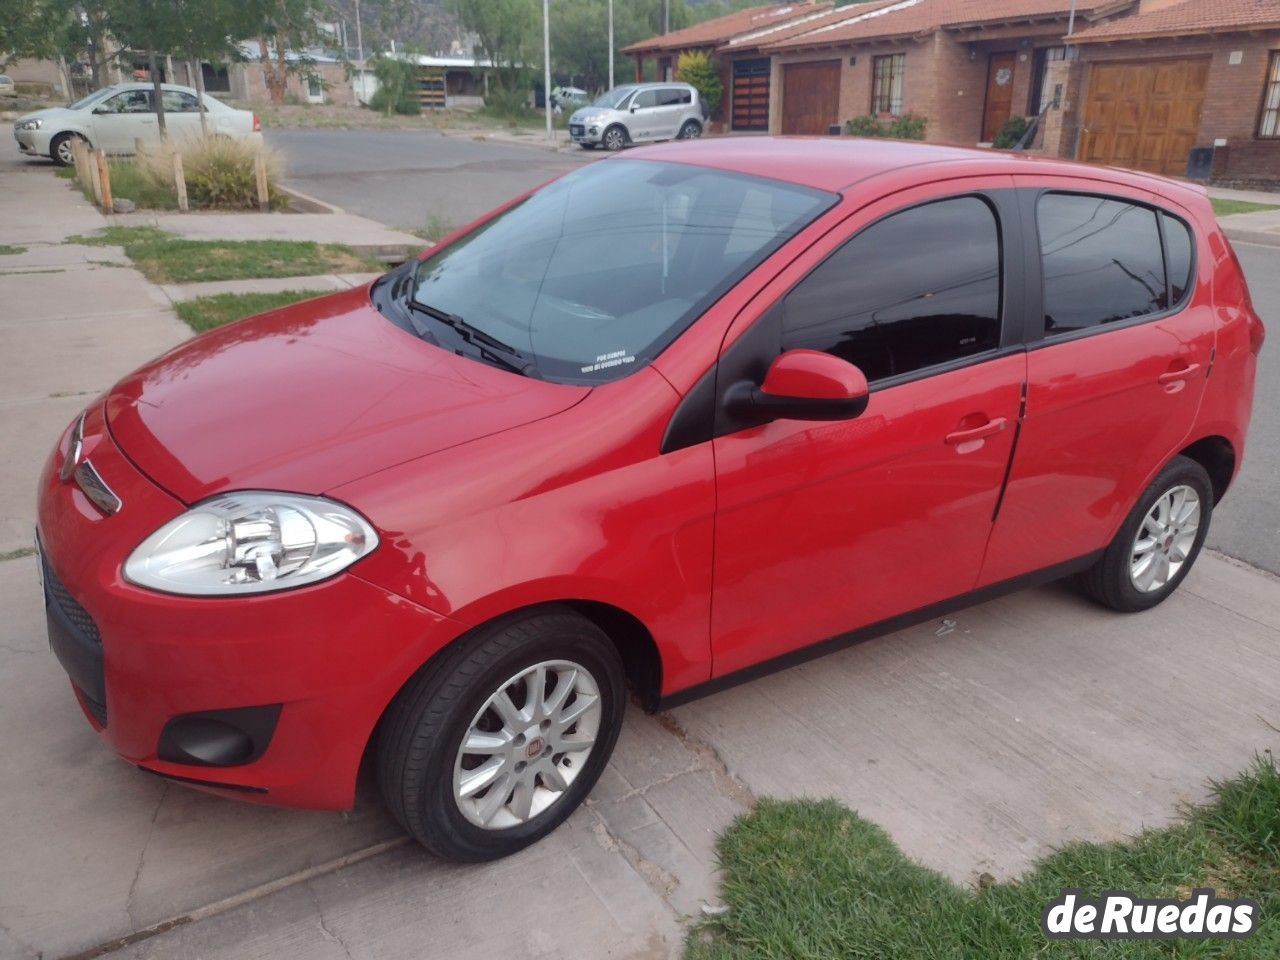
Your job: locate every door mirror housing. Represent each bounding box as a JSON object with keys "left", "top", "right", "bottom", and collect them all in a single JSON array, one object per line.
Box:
[{"left": 729, "top": 349, "right": 870, "bottom": 422}]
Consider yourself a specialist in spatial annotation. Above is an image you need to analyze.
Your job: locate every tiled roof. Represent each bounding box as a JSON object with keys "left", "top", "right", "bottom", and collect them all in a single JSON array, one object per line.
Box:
[
  {"left": 622, "top": 2, "right": 833, "bottom": 54},
  {"left": 764, "top": 0, "right": 1126, "bottom": 51},
  {"left": 719, "top": 0, "right": 901, "bottom": 50},
  {"left": 1067, "top": 0, "right": 1280, "bottom": 40}
]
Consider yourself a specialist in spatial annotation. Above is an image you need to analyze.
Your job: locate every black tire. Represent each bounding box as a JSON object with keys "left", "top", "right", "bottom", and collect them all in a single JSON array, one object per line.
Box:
[
  {"left": 1079, "top": 455, "right": 1213, "bottom": 612},
  {"left": 377, "top": 607, "right": 625, "bottom": 861},
  {"left": 601, "top": 125, "right": 628, "bottom": 151},
  {"left": 677, "top": 120, "right": 702, "bottom": 140},
  {"left": 50, "top": 132, "right": 83, "bottom": 167}
]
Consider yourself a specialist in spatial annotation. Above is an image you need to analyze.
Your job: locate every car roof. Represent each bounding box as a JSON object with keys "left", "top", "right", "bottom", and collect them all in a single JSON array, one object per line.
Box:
[
  {"left": 102, "top": 81, "right": 201, "bottom": 95},
  {"left": 622, "top": 81, "right": 696, "bottom": 90},
  {"left": 631, "top": 136, "right": 1207, "bottom": 204}
]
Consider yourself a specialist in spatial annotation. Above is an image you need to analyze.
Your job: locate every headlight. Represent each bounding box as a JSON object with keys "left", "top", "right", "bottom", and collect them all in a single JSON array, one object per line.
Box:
[
  {"left": 16, "top": 119, "right": 42, "bottom": 130},
  {"left": 124, "top": 492, "right": 378, "bottom": 596}
]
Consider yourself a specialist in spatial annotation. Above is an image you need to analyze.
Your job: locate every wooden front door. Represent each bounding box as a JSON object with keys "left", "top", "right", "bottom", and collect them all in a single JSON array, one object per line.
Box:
[
  {"left": 781, "top": 60, "right": 841, "bottom": 135},
  {"left": 1079, "top": 58, "right": 1210, "bottom": 177},
  {"left": 982, "top": 52, "right": 1017, "bottom": 142}
]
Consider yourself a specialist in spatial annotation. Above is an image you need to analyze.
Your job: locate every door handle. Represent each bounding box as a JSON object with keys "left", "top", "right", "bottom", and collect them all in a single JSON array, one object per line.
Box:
[
  {"left": 945, "top": 417, "right": 1007, "bottom": 446},
  {"left": 1158, "top": 363, "right": 1201, "bottom": 385}
]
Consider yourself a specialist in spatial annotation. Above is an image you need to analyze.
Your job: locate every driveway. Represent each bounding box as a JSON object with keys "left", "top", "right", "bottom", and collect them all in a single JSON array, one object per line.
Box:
[{"left": 1, "top": 136, "right": 1278, "bottom": 959}]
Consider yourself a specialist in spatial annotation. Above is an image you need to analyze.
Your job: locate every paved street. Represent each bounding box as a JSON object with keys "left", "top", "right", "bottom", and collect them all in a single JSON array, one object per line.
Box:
[
  {"left": 1210, "top": 242, "right": 1280, "bottom": 575},
  {"left": 266, "top": 128, "right": 592, "bottom": 232},
  {"left": 1, "top": 136, "right": 1279, "bottom": 959}
]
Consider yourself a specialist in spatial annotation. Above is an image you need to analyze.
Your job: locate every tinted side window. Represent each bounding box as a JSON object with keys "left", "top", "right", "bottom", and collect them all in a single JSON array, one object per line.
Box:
[
  {"left": 1162, "top": 213, "right": 1195, "bottom": 304},
  {"left": 161, "top": 90, "right": 200, "bottom": 112},
  {"left": 1038, "top": 193, "right": 1167, "bottom": 335},
  {"left": 659, "top": 87, "right": 692, "bottom": 105},
  {"left": 781, "top": 196, "right": 1002, "bottom": 383}
]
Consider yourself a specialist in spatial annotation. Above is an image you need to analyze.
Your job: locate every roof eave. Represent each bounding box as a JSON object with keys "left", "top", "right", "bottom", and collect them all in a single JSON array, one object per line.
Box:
[{"left": 1067, "top": 20, "right": 1280, "bottom": 43}]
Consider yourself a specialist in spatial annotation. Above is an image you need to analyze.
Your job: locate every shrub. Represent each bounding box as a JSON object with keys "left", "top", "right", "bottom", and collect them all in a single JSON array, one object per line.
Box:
[
  {"left": 482, "top": 85, "right": 533, "bottom": 119},
  {"left": 992, "top": 115, "right": 1031, "bottom": 149},
  {"left": 677, "top": 50, "right": 722, "bottom": 117},
  {"left": 845, "top": 113, "right": 928, "bottom": 140},
  {"left": 132, "top": 137, "right": 287, "bottom": 211},
  {"left": 368, "top": 56, "right": 422, "bottom": 116}
]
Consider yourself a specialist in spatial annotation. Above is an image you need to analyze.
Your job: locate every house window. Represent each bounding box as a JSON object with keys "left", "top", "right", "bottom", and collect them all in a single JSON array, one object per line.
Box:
[
  {"left": 306, "top": 75, "right": 324, "bottom": 103},
  {"left": 872, "top": 53, "right": 905, "bottom": 116},
  {"left": 1029, "top": 46, "right": 1077, "bottom": 114},
  {"left": 1260, "top": 51, "right": 1280, "bottom": 137}
]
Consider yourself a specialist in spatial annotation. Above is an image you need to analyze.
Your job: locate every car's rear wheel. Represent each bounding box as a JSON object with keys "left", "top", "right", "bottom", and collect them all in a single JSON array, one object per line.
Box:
[
  {"left": 677, "top": 120, "right": 702, "bottom": 140},
  {"left": 601, "top": 125, "right": 628, "bottom": 151},
  {"left": 377, "top": 607, "right": 625, "bottom": 861},
  {"left": 1079, "top": 455, "right": 1212, "bottom": 612},
  {"left": 51, "top": 132, "right": 83, "bottom": 167}
]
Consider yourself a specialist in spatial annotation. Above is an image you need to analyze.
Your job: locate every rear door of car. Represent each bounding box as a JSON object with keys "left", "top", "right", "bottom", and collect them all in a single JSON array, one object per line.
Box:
[
  {"left": 708, "top": 178, "right": 1030, "bottom": 677},
  {"left": 977, "top": 178, "right": 1214, "bottom": 586},
  {"left": 656, "top": 87, "right": 691, "bottom": 138},
  {"left": 159, "top": 89, "right": 203, "bottom": 144}
]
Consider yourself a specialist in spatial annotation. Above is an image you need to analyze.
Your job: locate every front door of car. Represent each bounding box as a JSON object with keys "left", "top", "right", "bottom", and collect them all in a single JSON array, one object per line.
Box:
[
  {"left": 90, "top": 89, "right": 158, "bottom": 152},
  {"left": 977, "top": 182, "right": 1216, "bottom": 586},
  {"left": 709, "top": 183, "right": 1028, "bottom": 677},
  {"left": 627, "top": 89, "right": 660, "bottom": 141}
]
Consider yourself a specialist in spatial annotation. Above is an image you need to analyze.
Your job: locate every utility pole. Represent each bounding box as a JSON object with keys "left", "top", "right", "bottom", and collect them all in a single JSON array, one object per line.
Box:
[
  {"left": 661, "top": 0, "right": 669, "bottom": 35},
  {"left": 608, "top": 0, "right": 614, "bottom": 89},
  {"left": 543, "top": 0, "right": 553, "bottom": 142},
  {"left": 355, "top": 0, "right": 365, "bottom": 63}
]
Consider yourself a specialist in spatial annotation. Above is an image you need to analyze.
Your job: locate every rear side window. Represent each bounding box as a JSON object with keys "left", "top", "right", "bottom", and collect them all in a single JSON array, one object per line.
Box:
[
  {"left": 1162, "top": 213, "right": 1195, "bottom": 304},
  {"left": 1037, "top": 193, "right": 1169, "bottom": 335},
  {"left": 659, "top": 87, "right": 692, "bottom": 106},
  {"left": 781, "top": 196, "right": 1002, "bottom": 383}
]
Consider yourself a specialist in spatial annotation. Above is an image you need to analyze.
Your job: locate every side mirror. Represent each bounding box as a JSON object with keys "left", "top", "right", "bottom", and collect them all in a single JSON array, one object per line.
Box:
[{"left": 728, "top": 349, "right": 869, "bottom": 422}]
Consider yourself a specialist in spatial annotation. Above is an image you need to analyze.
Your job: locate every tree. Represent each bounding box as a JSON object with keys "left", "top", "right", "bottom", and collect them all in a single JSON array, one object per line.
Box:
[
  {"left": 0, "top": 0, "right": 76, "bottom": 69},
  {"left": 677, "top": 49, "right": 721, "bottom": 115},
  {"left": 253, "top": 0, "right": 330, "bottom": 105},
  {"left": 446, "top": 0, "right": 538, "bottom": 93},
  {"left": 368, "top": 54, "right": 419, "bottom": 115}
]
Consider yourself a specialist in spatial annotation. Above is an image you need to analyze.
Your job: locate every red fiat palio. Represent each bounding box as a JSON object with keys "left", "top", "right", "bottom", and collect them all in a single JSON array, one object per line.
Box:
[{"left": 37, "top": 138, "right": 1261, "bottom": 860}]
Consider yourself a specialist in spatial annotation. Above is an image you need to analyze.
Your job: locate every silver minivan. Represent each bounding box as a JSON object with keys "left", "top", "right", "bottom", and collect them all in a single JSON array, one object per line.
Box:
[{"left": 569, "top": 82, "right": 706, "bottom": 151}]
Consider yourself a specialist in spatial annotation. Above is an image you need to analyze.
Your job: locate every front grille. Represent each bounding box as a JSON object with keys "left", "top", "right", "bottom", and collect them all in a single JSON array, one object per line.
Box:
[
  {"left": 570, "top": 124, "right": 585, "bottom": 136},
  {"left": 43, "top": 556, "right": 102, "bottom": 645}
]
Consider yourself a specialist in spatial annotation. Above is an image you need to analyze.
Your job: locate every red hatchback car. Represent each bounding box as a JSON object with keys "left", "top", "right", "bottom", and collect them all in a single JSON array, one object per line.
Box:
[{"left": 38, "top": 139, "right": 1261, "bottom": 860}]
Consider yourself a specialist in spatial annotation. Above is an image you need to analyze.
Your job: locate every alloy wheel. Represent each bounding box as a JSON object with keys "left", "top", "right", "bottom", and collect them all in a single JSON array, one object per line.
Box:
[
  {"left": 603, "top": 128, "right": 625, "bottom": 151},
  {"left": 452, "top": 659, "right": 601, "bottom": 830},
  {"left": 56, "top": 137, "right": 77, "bottom": 165},
  {"left": 1130, "top": 483, "right": 1201, "bottom": 593}
]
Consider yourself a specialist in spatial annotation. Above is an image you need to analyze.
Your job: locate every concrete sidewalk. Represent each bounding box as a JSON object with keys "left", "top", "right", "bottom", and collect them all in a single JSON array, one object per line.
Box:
[
  {"left": 1207, "top": 185, "right": 1280, "bottom": 248},
  {"left": 3, "top": 137, "right": 1280, "bottom": 960}
]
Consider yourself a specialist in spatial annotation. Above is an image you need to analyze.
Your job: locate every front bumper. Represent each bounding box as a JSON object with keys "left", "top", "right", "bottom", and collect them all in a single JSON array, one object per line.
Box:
[
  {"left": 569, "top": 122, "right": 603, "bottom": 145},
  {"left": 36, "top": 402, "right": 460, "bottom": 809},
  {"left": 13, "top": 128, "right": 43, "bottom": 154}
]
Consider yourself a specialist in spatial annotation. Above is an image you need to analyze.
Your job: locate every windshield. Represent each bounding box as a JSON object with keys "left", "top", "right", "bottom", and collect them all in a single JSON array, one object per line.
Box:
[
  {"left": 68, "top": 87, "right": 116, "bottom": 110},
  {"left": 591, "top": 86, "right": 636, "bottom": 109},
  {"left": 410, "top": 159, "right": 835, "bottom": 384}
]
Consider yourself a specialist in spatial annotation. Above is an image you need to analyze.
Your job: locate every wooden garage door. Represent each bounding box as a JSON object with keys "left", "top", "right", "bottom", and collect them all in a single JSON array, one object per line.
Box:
[
  {"left": 732, "top": 58, "right": 771, "bottom": 131},
  {"left": 782, "top": 60, "right": 841, "bottom": 135},
  {"left": 1080, "top": 58, "right": 1209, "bottom": 177}
]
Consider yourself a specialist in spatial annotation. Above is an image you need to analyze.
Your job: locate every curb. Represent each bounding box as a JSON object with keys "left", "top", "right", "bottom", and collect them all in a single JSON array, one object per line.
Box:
[
  {"left": 1223, "top": 227, "right": 1280, "bottom": 249},
  {"left": 275, "top": 183, "right": 345, "bottom": 215}
]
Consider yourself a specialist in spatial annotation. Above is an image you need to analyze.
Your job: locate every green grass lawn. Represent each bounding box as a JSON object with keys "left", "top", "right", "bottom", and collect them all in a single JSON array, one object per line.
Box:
[
  {"left": 66, "top": 227, "right": 384, "bottom": 284},
  {"left": 174, "top": 289, "right": 326, "bottom": 333},
  {"left": 0, "top": 244, "right": 26, "bottom": 255},
  {"left": 689, "top": 754, "right": 1279, "bottom": 959},
  {"left": 1211, "top": 198, "right": 1280, "bottom": 217}
]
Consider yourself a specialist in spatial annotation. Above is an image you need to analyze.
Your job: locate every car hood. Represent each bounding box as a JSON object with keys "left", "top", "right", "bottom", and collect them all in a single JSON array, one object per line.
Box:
[
  {"left": 15, "top": 106, "right": 75, "bottom": 124},
  {"left": 105, "top": 286, "right": 590, "bottom": 504},
  {"left": 570, "top": 109, "right": 609, "bottom": 124}
]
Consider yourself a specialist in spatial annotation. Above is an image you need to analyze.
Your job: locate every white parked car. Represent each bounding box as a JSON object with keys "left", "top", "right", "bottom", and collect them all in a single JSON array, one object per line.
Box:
[
  {"left": 13, "top": 82, "right": 262, "bottom": 165},
  {"left": 0, "top": 75, "right": 16, "bottom": 97}
]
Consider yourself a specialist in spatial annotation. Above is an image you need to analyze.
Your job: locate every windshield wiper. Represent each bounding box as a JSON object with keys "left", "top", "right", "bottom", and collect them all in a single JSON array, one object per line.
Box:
[{"left": 404, "top": 297, "right": 536, "bottom": 377}]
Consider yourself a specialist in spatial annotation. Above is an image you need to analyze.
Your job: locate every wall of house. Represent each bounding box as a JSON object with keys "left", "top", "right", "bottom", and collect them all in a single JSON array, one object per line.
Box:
[
  {"left": 231, "top": 62, "right": 357, "bottom": 106},
  {"left": 1073, "top": 34, "right": 1280, "bottom": 184}
]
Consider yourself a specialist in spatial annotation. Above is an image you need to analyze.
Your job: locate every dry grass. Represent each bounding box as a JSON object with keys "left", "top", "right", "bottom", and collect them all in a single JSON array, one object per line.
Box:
[{"left": 132, "top": 137, "right": 288, "bottom": 211}]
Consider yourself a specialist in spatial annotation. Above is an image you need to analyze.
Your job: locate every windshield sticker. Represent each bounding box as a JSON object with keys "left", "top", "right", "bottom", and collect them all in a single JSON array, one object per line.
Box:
[{"left": 581, "top": 350, "right": 636, "bottom": 374}]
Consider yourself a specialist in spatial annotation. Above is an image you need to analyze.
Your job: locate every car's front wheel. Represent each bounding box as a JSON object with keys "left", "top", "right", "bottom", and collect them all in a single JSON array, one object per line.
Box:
[
  {"left": 51, "top": 132, "right": 84, "bottom": 167},
  {"left": 1079, "top": 455, "right": 1213, "bottom": 612},
  {"left": 601, "top": 125, "right": 628, "bottom": 151},
  {"left": 377, "top": 607, "right": 625, "bottom": 861}
]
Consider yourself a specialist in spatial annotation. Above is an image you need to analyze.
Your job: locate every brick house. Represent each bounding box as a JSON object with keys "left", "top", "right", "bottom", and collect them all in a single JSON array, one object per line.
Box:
[
  {"left": 760, "top": 0, "right": 1136, "bottom": 141},
  {"left": 1056, "top": 0, "right": 1280, "bottom": 184},
  {"left": 621, "top": 2, "right": 837, "bottom": 130}
]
